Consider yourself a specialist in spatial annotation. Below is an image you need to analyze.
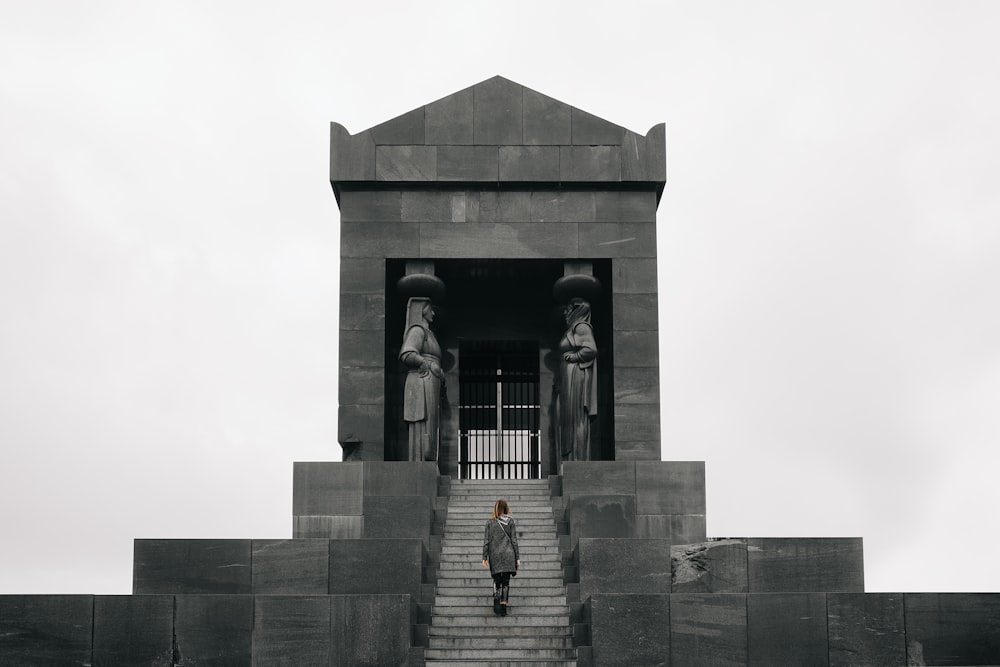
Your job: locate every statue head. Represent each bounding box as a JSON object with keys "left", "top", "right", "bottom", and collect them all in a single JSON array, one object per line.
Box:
[
  {"left": 405, "top": 297, "right": 434, "bottom": 331},
  {"left": 563, "top": 298, "right": 591, "bottom": 327}
]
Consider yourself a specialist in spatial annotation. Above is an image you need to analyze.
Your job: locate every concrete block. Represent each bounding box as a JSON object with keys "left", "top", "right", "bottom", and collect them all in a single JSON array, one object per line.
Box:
[
  {"left": 330, "top": 123, "right": 375, "bottom": 182},
  {"left": 612, "top": 258, "right": 658, "bottom": 293},
  {"left": 363, "top": 461, "right": 439, "bottom": 497},
  {"left": 401, "top": 191, "right": 454, "bottom": 222},
  {"left": 371, "top": 107, "right": 425, "bottom": 145},
  {"left": 338, "top": 367, "right": 383, "bottom": 406},
  {"left": 523, "top": 87, "right": 571, "bottom": 145},
  {"left": 293, "top": 515, "right": 363, "bottom": 539},
  {"left": 614, "top": 367, "right": 660, "bottom": 404},
  {"left": 568, "top": 495, "right": 636, "bottom": 545},
  {"left": 747, "top": 593, "right": 828, "bottom": 667},
  {"left": 0, "top": 595, "right": 93, "bottom": 665},
  {"left": 613, "top": 293, "right": 659, "bottom": 331},
  {"left": 329, "top": 539, "right": 424, "bottom": 599},
  {"left": 590, "top": 594, "right": 669, "bottom": 667},
  {"left": 827, "top": 593, "right": 905, "bottom": 667},
  {"left": 621, "top": 130, "right": 652, "bottom": 182},
  {"left": 252, "top": 539, "right": 330, "bottom": 594},
  {"left": 497, "top": 191, "right": 531, "bottom": 221},
  {"left": 133, "top": 539, "right": 251, "bottom": 594},
  {"left": 637, "top": 515, "right": 706, "bottom": 543},
  {"left": 904, "top": 593, "right": 1000, "bottom": 666},
  {"left": 93, "top": 595, "right": 173, "bottom": 666},
  {"left": 375, "top": 146, "right": 436, "bottom": 181},
  {"left": 614, "top": 441, "right": 664, "bottom": 461},
  {"left": 670, "top": 593, "right": 748, "bottom": 666},
  {"left": 572, "top": 108, "right": 624, "bottom": 146},
  {"left": 339, "top": 293, "right": 385, "bottom": 331},
  {"left": 559, "top": 191, "right": 597, "bottom": 222},
  {"left": 337, "top": 405, "right": 385, "bottom": 452},
  {"left": 253, "top": 596, "right": 331, "bottom": 666},
  {"left": 473, "top": 76, "right": 521, "bottom": 145},
  {"left": 293, "top": 462, "right": 363, "bottom": 516},
  {"left": 340, "top": 258, "right": 386, "bottom": 294},
  {"left": 339, "top": 190, "right": 402, "bottom": 223},
  {"left": 578, "top": 538, "right": 671, "bottom": 600},
  {"left": 362, "top": 496, "right": 432, "bottom": 545},
  {"left": 646, "top": 123, "right": 667, "bottom": 182},
  {"left": 529, "top": 190, "right": 561, "bottom": 222},
  {"left": 419, "top": 222, "right": 577, "bottom": 259},
  {"left": 579, "top": 222, "right": 657, "bottom": 258},
  {"left": 562, "top": 461, "right": 635, "bottom": 497},
  {"left": 499, "top": 146, "right": 560, "bottom": 181},
  {"left": 339, "top": 330, "right": 384, "bottom": 368},
  {"left": 425, "top": 86, "right": 473, "bottom": 145},
  {"left": 636, "top": 461, "right": 705, "bottom": 515},
  {"left": 437, "top": 145, "right": 498, "bottom": 181},
  {"left": 560, "top": 146, "right": 621, "bottom": 182},
  {"left": 614, "top": 404, "right": 661, "bottom": 442},
  {"left": 341, "top": 222, "right": 419, "bottom": 258},
  {"left": 613, "top": 330, "right": 659, "bottom": 367},
  {"left": 174, "top": 594, "right": 253, "bottom": 665},
  {"left": 671, "top": 539, "right": 748, "bottom": 594},
  {"left": 747, "top": 538, "right": 864, "bottom": 593},
  {"left": 331, "top": 595, "right": 411, "bottom": 667},
  {"left": 619, "top": 191, "right": 658, "bottom": 222}
]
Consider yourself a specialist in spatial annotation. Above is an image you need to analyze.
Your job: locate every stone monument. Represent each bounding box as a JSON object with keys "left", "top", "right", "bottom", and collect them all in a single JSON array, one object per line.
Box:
[{"left": 1, "top": 76, "right": 998, "bottom": 666}]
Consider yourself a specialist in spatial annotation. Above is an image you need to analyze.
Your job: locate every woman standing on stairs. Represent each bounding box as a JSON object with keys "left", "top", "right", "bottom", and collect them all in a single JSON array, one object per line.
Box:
[{"left": 482, "top": 498, "right": 520, "bottom": 616}]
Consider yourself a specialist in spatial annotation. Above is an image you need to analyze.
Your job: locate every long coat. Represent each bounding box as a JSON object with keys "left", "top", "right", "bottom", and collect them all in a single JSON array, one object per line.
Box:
[{"left": 483, "top": 516, "right": 519, "bottom": 575}]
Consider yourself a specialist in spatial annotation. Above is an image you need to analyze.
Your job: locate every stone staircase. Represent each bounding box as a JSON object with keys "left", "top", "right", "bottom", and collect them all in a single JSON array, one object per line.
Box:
[{"left": 425, "top": 479, "right": 577, "bottom": 667}]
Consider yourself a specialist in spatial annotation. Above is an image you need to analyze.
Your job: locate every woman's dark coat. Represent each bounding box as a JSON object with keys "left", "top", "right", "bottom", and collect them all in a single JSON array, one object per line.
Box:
[{"left": 483, "top": 515, "right": 519, "bottom": 575}]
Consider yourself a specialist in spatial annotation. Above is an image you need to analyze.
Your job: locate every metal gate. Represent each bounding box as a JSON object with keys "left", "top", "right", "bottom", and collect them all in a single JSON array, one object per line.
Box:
[{"left": 458, "top": 341, "right": 540, "bottom": 479}]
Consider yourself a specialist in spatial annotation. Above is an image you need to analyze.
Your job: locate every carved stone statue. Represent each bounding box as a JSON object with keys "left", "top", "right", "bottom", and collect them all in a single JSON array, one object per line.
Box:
[
  {"left": 399, "top": 298, "right": 443, "bottom": 461},
  {"left": 554, "top": 298, "right": 598, "bottom": 461}
]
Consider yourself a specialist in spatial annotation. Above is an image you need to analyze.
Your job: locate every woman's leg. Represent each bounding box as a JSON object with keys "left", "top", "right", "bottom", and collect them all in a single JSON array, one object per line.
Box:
[{"left": 491, "top": 573, "right": 502, "bottom": 613}]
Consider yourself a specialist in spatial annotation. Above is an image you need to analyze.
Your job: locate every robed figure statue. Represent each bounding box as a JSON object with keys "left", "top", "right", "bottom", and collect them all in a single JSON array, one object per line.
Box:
[
  {"left": 554, "top": 298, "right": 598, "bottom": 461},
  {"left": 399, "top": 297, "right": 443, "bottom": 461}
]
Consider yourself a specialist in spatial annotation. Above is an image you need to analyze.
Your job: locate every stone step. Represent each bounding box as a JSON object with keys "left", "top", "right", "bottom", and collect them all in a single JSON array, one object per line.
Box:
[
  {"left": 438, "top": 561, "right": 561, "bottom": 571},
  {"left": 434, "top": 596, "right": 567, "bottom": 607},
  {"left": 428, "top": 626, "right": 572, "bottom": 638},
  {"left": 441, "top": 545, "right": 559, "bottom": 555},
  {"left": 425, "top": 648, "right": 577, "bottom": 661},
  {"left": 431, "top": 615, "right": 570, "bottom": 628},
  {"left": 434, "top": 585, "right": 568, "bottom": 597},
  {"left": 428, "top": 636, "right": 575, "bottom": 650},
  {"left": 424, "top": 661, "right": 576, "bottom": 667},
  {"left": 432, "top": 605, "right": 570, "bottom": 617},
  {"left": 442, "top": 537, "right": 559, "bottom": 545}
]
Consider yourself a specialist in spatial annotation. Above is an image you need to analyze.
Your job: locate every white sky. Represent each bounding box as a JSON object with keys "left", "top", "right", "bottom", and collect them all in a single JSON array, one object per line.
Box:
[{"left": 1, "top": 1, "right": 998, "bottom": 594}]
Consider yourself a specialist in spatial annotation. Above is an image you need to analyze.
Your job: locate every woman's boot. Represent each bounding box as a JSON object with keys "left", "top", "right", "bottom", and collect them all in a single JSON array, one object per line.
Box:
[
  {"left": 500, "top": 584, "right": 509, "bottom": 616},
  {"left": 493, "top": 584, "right": 502, "bottom": 615}
]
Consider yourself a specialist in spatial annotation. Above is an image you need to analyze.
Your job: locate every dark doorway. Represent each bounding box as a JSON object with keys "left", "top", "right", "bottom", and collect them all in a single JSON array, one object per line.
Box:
[{"left": 458, "top": 340, "right": 540, "bottom": 479}]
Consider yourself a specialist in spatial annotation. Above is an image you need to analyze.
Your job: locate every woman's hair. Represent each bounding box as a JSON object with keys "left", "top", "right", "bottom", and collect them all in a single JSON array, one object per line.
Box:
[{"left": 491, "top": 499, "right": 510, "bottom": 519}]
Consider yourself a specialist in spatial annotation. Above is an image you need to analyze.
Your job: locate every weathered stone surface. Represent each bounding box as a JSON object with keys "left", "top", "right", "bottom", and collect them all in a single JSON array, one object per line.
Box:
[
  {"left": 340, "top": 258, "right": 385, "bottom": 294},
  {"left": 612, "top": 330, "right": 659, "bottom": 367},
  {"left": 614, "top": 404, "right": 661, "bottom": 442},
  {"left": 904, "top": 593, "right": 1000, "bottom": 666},
  {"left": 560, "top": 146, "right": 621, "bottom": 181},
  {"left": 93, "top": 595, "right": 174, "bottom": 666},
  {"left": 612, "top": 258, "right": 658, "bottom": 293},
  {"left": 646, "top": 123, "right": 667, "bottom": 182},
  {"left": 562, "top": 461, "right": 636, "bottom": 497},
  {"left": 671, "top": 539, "right": 748, "bottom": 594},
  {"left": 614, "top": 441, "right": 664, "bottom": 461},
  {"left": 293, "top": 515, "right": 363, "bottom": 539},
  {"left": 133, "top": 539, "right": 251, "bottom": 594},
  {"left": 747, "top": 593, "right": 828, "bottom": 667},
  {"left": 578, "top": 538, "right": 671, "bottom": 600},
  {"left": 437, "top": 145, "right": 498, "bottom": 181},
  {"left": 559, "top": 191, "right": 597, "bottom": 222},
  {"left": 425, "top": 86, "right": 473, "bottom": 145},
  {"left": 337, "top": 405, "right": 384, "bottom": 451},
  {"left": 375, "top": 146, "right": 436, "bottom": 181},
  {"left": 174, "top": 594, "right": 253, "bottom": 665},
  {"left": 339, "top": 293, "right": 385, "bottom": 330},
  {"left": 499, "top": 146, "right": 560, "bottom": 181},
  {"left": 593, "top": 191, "right": 658, "bottom": 222},
  {"left": 529, "top": 190, "right": 561, "bottom": 222},
  {"left": 614, "top": 367, "right": 659, "bottom": 404},
  {"left": 568, "top": 495, "right": 636, "bottom": 545},
  {"left": 252, "top": 539, "right": 329, "bottom": 594},
  {"left": 419, "top": 222, "right": 577, "bottom": 258},
  {"left": 371, "top": 107, "right": 425, "bottom": 145},
  {"left": 827, "top": 593, "right": 905, "bottom": 667},
  {"left": 330, "top": 123, "right": 375, "bottom": 182},
  {"left": 339, "top": 330, "right": 384, "bottom": 369},
  {"left": 0, "top": 595, "right": 94, "bottom": 665},
  {"left": 613, "top": 293, "right": 659, "bottom": 331},
  {"left": 339, "top": 190, "right": 402, "bottom": 222},
  {"left": 362, "top": 496, "right": 432, "bottom": 546},
  {"left": 590, "top": 594, "right": 669, "bottom": 667},
  {"left": 670, "top": 593, "right": 748, "bottom": 666},
  {"left": 253, "top": 596, "right": 331, "bottom": 666},
  {"left": 363, "top": 461, "right": 439, "bottom": 497},
  {"left": 523, "top": 87, "right": 571, "bottom": 145},
  {"left": 579, "top": 222, "right": 657, "bottom": 258},
  {"left": 496, "top": 191, "right": 532, "bottom": 221},
  {"left": 328, "top": 539, "right": 424, "bottom": 598},
  {"left": 636, "top": 462, "right": 706, "bottom": 515},
  {"left": 338, "top": 367, "right": 383, "bottom": 406},
  {"left": 400, "top": 190, "right": 456, "bottom": 222},
  {"left": 293, "top": 462, "right": 363, "bottom": 516},
  {"left": 637, "top": 514, "right": 706, "bottom": 543},
  {"left": 622, "top": 126, "right": 667, "bottom": 185},
  {"left": 341, "top": 222, "right": 419, "bottom": 258},
  {"left": 572, "top": 108, "right": 624, "bottom": 146},
  {"left": 747, "top": 538, "right": 864, "bottom": 593},
  {"left": 331, "top": 595, "right": 411, "bottom": 667},
  {"left": 473, "top": 76, "right": 521, "bottom": 145}
]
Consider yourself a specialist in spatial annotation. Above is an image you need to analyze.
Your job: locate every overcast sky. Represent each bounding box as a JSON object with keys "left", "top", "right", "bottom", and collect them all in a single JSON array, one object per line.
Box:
[{"left": 2, "top": 1, "right": 998, "bottom": 595}]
